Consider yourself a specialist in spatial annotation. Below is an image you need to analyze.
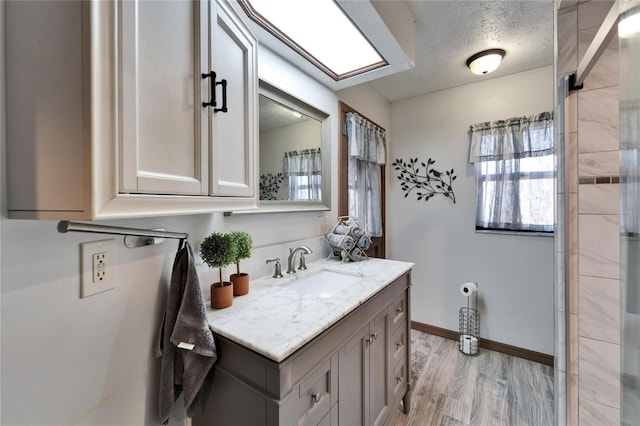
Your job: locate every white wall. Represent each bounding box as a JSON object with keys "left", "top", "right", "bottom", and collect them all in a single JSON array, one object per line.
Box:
[{"left": 387, "top": 66, "right": 555, "bottom": 354}]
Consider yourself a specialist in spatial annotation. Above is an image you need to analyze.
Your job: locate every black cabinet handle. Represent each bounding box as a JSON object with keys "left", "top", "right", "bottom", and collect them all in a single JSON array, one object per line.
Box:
[
  {"left": 214, "top": 79, "right": 228, "bottom": 113},
  {"left": 201, "top": 71, "right": 217, "bottom": 108}
]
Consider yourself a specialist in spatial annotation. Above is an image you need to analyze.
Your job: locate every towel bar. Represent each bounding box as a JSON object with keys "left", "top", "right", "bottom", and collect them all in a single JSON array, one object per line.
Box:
[{"left": 57, "top": 221, "right": 189, "bottom": 248}]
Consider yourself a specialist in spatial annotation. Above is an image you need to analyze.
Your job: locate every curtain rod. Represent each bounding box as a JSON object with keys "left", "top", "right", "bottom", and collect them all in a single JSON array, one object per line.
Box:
[
  {"left": 345, "top": 111, "right": 386, "bottom": 133},
  {"left": 58, "top": 221, "right": 189, "bottom": 243},
  {"left": 469, "top": 111, "right": 554, "bottom": 131}
]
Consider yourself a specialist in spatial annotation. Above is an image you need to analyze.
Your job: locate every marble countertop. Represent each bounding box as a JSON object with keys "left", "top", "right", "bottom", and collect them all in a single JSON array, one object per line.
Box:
[{"left": 205, "top": 257, "right": 414, "bottom": 362}]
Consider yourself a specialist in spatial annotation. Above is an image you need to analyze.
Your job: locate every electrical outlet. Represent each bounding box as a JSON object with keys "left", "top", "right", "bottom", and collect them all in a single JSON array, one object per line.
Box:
[
  {"left": 93, "top": 252, "right": 107, "bottom": 282},
  {"left": 81, "top": 239, "right": 116, "bottom": 298}
]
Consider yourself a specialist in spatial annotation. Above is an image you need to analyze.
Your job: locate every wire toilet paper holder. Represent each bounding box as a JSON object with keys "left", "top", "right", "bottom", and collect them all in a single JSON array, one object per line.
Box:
[{"left": 459, "top": 282, "right": 480, "bottom": 356}]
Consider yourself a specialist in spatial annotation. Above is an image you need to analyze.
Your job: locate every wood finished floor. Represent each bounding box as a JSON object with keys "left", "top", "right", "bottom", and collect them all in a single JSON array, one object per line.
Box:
[{"left": 388, "top": 330, "right": 554, "bottom": 426}]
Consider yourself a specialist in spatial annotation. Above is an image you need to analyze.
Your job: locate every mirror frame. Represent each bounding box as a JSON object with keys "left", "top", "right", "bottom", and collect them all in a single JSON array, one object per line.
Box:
[{"left": 234, "top": 79, "right": 331, "bottom": 214}]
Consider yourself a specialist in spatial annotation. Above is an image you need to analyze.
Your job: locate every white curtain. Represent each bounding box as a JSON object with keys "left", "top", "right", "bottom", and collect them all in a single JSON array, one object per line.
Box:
[
  {"left": 282, "top": 148, "right": 322, "bottom": 201},
  {"left": 345, "top": 112, "right": 386, "bottom": 237},
  {"left": 469, "top": 112, "right": 554, "bottom": 232}
]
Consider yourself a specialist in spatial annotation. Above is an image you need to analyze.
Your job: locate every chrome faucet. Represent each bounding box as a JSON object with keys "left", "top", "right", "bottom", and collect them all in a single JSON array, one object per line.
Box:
[{"left": 286, "top": 246, "right": 313, "bottom": 274}]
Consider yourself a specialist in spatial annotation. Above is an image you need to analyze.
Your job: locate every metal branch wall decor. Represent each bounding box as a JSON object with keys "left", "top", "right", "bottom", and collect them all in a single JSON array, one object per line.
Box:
[
  {"left": 392, "top": 157, "right": 457, "bottom": 204},
  {"left": 259, "top": 173, "right": 284, "bottom": 200}
]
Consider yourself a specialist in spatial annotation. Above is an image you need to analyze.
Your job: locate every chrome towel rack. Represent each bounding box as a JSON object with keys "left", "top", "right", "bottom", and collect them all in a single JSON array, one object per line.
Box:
[{"left": 57, "top": 221, "right": 189, "bottom": 248}]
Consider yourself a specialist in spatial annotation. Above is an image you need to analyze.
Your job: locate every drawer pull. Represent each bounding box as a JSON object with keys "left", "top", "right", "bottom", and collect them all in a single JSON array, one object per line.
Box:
[
  {"left": 367, "top": 333, "right": 378, "bottom": 344},
  {"left": 312, "top": 392, "right": 321, "bottom": 403},
  {"left": 396, "top": 342, "right": 404, "bottom": 350},
  {"left": 396, "top": 376, "right": 404, "bottom": 384},
  {"left": 395, "top": 307, "right": 403, "bottom": 315}
]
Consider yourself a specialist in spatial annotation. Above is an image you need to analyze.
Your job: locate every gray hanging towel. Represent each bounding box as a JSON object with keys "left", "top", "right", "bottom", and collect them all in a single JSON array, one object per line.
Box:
[{"left": 156, "top": 241, "right": 217, "bottom": 424}]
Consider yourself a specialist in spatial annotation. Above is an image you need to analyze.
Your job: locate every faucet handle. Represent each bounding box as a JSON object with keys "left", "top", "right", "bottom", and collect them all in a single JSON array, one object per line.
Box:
[
  {"left": 266, "top": 258, "right": 284, "bottom": 278},
  {"left": 298, "top": 253, "right": 308, "bottom": 270}
]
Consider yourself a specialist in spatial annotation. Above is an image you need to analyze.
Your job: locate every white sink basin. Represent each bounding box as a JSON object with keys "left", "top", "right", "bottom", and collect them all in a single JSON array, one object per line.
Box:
[{"left": 282, "top": 270, "right": 361, "bottom": 298}]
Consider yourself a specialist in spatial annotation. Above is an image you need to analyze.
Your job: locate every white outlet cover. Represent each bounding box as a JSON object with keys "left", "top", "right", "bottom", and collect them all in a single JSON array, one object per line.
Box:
[{"left": 80, "top": 239, "right": 116, "bottom": 298}]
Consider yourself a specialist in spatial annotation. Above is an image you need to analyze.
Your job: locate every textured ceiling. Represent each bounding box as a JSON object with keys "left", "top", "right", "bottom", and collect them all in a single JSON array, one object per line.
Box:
[{"left": 368, "top": 0, "right": 555, "bottom": 101}]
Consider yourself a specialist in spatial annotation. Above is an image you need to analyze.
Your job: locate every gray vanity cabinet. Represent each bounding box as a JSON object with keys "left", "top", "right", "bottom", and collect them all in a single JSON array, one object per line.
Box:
[
  {"left": 192, "top": 272, "right": 411, "bottom": 426},
  {"left": 338, "top": 309, "right": 390, "bottom": 426},
  {"left": 337, "top": 286, "right": 410, "bottom": 426}
]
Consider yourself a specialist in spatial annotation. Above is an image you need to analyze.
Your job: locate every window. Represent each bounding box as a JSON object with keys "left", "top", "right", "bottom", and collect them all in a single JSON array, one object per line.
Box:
[
  {"left": 469, "top": 112, "right": 554, "bottom": 234},
  {"left": 283, "top": 149, "right": 322, "bottom": 201},
  {"left": 289, "top": 175, "right": 321, "bottom": 201}
]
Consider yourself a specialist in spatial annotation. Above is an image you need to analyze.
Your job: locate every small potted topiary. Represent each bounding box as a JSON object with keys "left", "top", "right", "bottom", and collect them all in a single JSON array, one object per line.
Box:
[
  {"left": 200, "top": 232, "right": 236, "bottom": 309},
  {"left": 228, "top": 231, "right": 253, "bottom": 296}
]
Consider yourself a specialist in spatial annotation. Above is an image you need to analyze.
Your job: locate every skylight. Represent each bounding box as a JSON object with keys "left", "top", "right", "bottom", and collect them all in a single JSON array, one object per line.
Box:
[{"left": 239, "top": 0, "right": 387, "bottom": 80}]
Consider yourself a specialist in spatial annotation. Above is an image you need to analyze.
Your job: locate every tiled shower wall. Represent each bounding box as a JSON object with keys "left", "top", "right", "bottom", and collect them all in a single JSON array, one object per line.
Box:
[{"left": 558, "top": 1, "right": 622, "bottom": 424}]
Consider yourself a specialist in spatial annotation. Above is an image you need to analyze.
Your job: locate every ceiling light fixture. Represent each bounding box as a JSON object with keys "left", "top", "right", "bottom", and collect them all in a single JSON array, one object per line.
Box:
[{"left": 466, "top": 49, "right": 506, "bottom": 75}]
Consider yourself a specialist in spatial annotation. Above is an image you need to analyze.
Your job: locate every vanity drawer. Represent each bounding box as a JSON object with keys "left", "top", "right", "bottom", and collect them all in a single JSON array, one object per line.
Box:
[
  {"left": 389, "top": 292, "right": 408, "bottom": 332},
  {"left": 389, "top": 323, "right": 407, "bottom": 368},
  {"left": 391, "top": 360, "right": 408, "bottom": 406},
  {"left": 297, "top": 354, "right": 337, "bottom": 426},
  {"left": 316, "top": 403, "right": 338, "bottom": 426}
]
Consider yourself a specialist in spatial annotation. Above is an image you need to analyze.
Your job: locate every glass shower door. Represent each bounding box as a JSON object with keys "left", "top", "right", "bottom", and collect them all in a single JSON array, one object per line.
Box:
[{"left": 620, "top": 4, "right": 640, "bottom": 424}]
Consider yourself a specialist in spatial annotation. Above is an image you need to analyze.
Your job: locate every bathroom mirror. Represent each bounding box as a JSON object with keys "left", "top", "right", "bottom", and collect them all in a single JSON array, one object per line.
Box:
[{"left": 237, "top": 80, "right": 331, "bottom": 214}]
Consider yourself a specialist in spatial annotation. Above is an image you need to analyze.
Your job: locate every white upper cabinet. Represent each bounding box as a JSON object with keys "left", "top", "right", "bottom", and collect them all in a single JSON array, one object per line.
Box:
[
  {"left": 209, "top": 0, "right": 257, "bottom": 197},
  {"left": 5, "top": 0, "right": 258, "bottom": 220},
  {"left": 120, "top": 0, "right": 209, "bottom": 196}
]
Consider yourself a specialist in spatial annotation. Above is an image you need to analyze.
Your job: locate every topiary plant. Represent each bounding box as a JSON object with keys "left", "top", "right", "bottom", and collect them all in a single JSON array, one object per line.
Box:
[
  {"left": 200, "top": 232, "right": 236, "bottom": 285},
  {"left": 228, "top": 231, "right": 253, "bottom": 276}
]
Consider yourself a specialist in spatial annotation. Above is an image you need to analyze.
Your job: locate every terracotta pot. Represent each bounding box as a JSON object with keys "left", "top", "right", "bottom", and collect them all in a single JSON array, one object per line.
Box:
[
  {"left": 211, "top": 281, "right": 233, "bottom": 309},
  {"left": 231, "top": 273, "right": 250, "bottom": 296}
]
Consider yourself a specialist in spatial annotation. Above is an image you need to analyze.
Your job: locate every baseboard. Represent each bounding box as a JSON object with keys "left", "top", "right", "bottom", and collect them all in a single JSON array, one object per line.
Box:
[{"left": 411, "top": 321, "right": 555, "bottom": 367}]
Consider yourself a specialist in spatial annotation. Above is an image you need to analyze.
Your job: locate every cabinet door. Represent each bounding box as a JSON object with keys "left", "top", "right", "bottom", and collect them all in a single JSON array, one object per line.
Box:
[
  {"left": 209, "top": 0, "right": 258, "bottom": 197},
  {"left": 120, "top": 0, "right": 209, "bottom": 195},
  {"left": 338, "top": 327, "right": 368, "bottom": 425},
  {"left": 369, "top": 310, "right": 390, "bottom": 426}
]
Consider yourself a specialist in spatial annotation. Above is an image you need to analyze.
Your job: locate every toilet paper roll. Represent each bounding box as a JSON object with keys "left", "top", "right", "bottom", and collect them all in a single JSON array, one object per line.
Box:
[
  {"left": 460, "top": 334, "right": 478, "bottom": 355},
  {"left": 460, "top": 281, "right": 478, "bottom": 296}
]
